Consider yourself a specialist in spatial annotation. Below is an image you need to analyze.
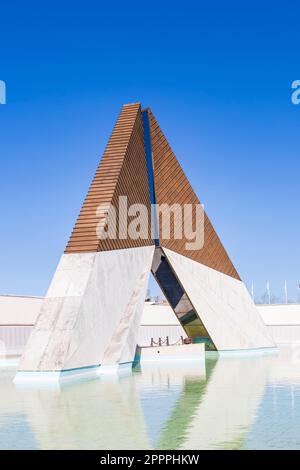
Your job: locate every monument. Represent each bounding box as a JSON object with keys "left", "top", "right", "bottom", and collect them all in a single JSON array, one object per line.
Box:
[{"left": 15, "top": 103, "right": 274, "bottom": 381}]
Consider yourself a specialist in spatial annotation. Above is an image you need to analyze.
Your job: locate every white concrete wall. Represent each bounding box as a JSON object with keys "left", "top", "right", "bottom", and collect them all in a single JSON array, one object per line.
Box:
[
  {"left": 0, "top": 295, "right": 42, "bottom": 325},
  {"left": 138, "top": 325, "right": 186, "bottom": 346},
  {"left": 0, "top": 326, "right": 33, "bottom": 357},
  {"left": 1, "top": 296, "right": 300, "bottom": 357},
  {"left": 2, "top": 296, "right": 299, "bottom": 328},
  {"left": 142, "top": 302, "right": 182, "bottom": 325},
  {"left": 257, "top": 304, "right": 300, "bottom": 325}
]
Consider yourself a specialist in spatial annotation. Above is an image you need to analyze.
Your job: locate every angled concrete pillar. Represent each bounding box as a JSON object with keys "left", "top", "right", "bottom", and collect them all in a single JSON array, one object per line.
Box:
[
  {"left": 16, "top": 247, "right": 154, "bottom": 381},
  {"left": 163, "top": 248, "right": 274, "bottom": 350}
]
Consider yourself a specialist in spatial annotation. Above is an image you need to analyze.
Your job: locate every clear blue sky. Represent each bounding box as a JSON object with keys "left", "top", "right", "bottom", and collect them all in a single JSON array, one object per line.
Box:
[{"left": 0, "top": 1, "right": 299, "bottom": 302}]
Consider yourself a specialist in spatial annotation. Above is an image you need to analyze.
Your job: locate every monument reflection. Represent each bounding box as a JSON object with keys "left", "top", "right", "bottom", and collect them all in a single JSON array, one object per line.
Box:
[{"left": 3, "top": 349, "right": 297, "bottom": 449}]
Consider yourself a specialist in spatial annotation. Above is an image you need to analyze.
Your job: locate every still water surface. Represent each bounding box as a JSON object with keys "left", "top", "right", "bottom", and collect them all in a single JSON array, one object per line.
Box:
[{"left": 1, "top": 346, "right": 300, "bottom": 450}]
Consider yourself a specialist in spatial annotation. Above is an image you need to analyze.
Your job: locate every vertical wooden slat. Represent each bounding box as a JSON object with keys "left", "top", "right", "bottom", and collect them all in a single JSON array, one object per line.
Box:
[
  {"left": 65, "top": 103, "right": 153, "bottom": 253},
  {"left": 147, "top": 109, "right": 240, "bottom": 280}
]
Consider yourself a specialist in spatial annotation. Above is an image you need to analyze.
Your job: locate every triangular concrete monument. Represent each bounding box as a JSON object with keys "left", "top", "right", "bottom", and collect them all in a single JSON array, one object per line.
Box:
[{"left": 16, "top": 103, "right": 274, "bottom": 382}]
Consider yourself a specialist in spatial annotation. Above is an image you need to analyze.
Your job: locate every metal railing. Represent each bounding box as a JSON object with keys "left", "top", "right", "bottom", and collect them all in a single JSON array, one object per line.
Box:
[{"left": 150, "top": 336, "right": 187, "bottom": 347}]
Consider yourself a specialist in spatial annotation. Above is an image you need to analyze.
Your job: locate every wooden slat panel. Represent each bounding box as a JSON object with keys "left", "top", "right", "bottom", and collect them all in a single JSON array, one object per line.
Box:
[
  {"left": 65, "top": 101, "right": 239, "bottom": 281},
  {"left": 65, "top": 103, "right": 153, "bottom": 253},
  {"left": 147, "top": 109, "right": 240, "bottom": 280}
]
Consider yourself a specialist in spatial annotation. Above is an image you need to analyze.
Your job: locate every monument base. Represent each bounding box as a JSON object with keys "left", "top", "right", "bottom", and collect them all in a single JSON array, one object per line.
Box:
[
  {"left": 14, "top": 364, "right": 101, "bottom": 385},
  {"left": 136, "top": 343, "right": 205, "bottom": 364}
]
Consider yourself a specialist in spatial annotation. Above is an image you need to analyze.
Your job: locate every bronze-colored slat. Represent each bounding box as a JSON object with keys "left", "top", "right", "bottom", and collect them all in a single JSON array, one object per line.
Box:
[
  {"left": 147, "top": 109, "right": 240, "bottom": 280},
  {"left": 65, "top": 103, "right": 154, "bottom": 253}
]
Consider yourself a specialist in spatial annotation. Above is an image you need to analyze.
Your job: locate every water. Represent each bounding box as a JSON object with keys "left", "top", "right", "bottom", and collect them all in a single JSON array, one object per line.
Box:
[{"left": 1, "top": 346, "right": 300, "bottom": 450}]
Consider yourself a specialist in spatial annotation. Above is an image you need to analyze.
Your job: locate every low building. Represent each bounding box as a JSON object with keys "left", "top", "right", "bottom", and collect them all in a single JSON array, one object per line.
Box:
[{"left": 0, "top": 295, "right": 300, "bottom": 358}]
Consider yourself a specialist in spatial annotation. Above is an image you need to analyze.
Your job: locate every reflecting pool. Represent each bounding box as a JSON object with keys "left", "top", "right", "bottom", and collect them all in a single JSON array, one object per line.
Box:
[{"left": 1, "top": 346, "right": 300, "bottom": 450}]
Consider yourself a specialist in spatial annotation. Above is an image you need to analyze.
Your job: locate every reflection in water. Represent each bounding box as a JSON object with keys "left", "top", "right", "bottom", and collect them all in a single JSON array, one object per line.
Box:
[
  {"left": 1, "top": 347, "right": 300, "bottom": 449},
  {"left": 134, "top": 361, "right": 207, "bottom": 449},
  {"left": 156, "top": 360, "right": 216, "bottom": 449},
  {"left": 243, "top": 346, "right": 300, "bottom": 450},
  {"left": 12, "top": 374, "right": 150, "bottom": 450},
  {"left": 180, "top": 353, "right": 274, "bottom": 449}
]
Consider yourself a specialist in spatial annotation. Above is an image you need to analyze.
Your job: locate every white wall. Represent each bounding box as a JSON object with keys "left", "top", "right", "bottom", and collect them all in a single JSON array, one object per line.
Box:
[
  {"left": 142, "top": 303, "right": 182, "bottom": 325},
  {"left": 0, "top": 295, "right": 42, "bottom": 325},
  {"left": 257, "top": 304, "right": 300, "bottom": 343},
  {"left": 138, "top": 325, "right": 186, "bottom": 346},
  {"left": 257, "top": 304, "right": 300, "bottom": 325},
  {"left": 1, "top": 296, "right": 300, "bottom": 356},
  {"left": 0, "top": 326, "right": 33, "bottom": 357},
  {"left": 2, "top": 296, "right": 300, "bottom": 328},
  {"left": 0, "top": 296, "right": 40, "bottom": 357}
]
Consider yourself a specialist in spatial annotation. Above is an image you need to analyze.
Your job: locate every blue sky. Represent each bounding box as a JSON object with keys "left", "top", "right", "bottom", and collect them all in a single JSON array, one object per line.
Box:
[{"left": 0, "top": 1, "right": 299, "bottom": 302}]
